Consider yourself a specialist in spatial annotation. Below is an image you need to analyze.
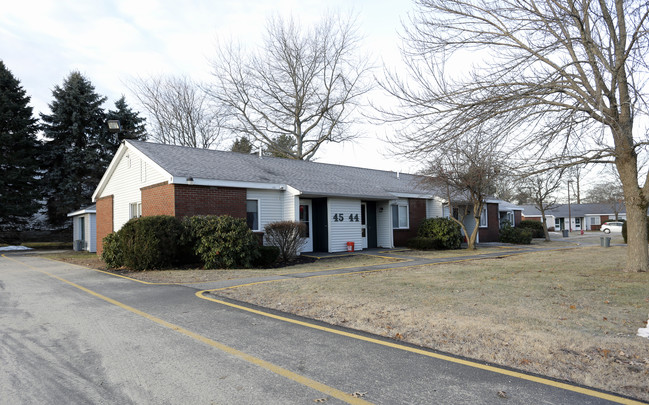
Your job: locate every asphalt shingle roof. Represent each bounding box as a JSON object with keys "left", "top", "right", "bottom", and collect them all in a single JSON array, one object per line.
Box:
[
  {"left": 521, "top": 203, "right": 625, "bottom": 217},
  {"left": 129, "top": 141, "right": 438, "bottom": 199}
]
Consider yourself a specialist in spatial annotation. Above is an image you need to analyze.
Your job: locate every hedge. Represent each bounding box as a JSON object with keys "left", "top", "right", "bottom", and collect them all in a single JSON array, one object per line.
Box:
[
  {"left": 518, "top": 220, "right": 545, "bottom": 238},
  {"left": 184, "top": 215, "right": 259, "bottom": 269},
  {"left": 416, "top": 217, "right": 462, "bottom": 250}
]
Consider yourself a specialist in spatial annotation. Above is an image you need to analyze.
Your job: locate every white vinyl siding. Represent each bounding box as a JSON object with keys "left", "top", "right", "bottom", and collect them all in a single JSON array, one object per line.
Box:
[
  {"left": 376, "top": 201, "right": 392, "bottom": 248},
  {"left": 99, "top": 151, "right": 167, "bottom": 232},
  {"left": 283, "top": 190, "right": 300, "bottom": 222},
  {"left": 427, "top": 198, "right": 444, "bottom": 218},
  {"left": 328, "top": 198, "right": 363, "bottom": 252},
  {"left": 246, "top": 189, "right": 283, "bottom": 231}
]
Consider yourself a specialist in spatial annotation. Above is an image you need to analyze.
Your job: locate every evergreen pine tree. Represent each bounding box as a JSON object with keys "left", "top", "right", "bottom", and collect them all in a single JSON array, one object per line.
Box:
[
  {"left": 106, "top": 95, "right": 147, "bottom": 147},
  {"left": 0, "top": 61, "right": 41, "bottom": 231},
  {"left": 40, "top": 71, "right": 108, "bottom": 227},
  {"left": 231, "top": 136, "right": 253, "bottom": 154}
]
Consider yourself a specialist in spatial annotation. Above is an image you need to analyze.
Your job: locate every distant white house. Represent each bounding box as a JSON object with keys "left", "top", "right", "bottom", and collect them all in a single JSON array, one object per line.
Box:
[
  {"left": 67, "top": 205, "right": 96, "bottom": 252},
  {"left": 521, "top": 203, "right": 626, "bottom": 231}
]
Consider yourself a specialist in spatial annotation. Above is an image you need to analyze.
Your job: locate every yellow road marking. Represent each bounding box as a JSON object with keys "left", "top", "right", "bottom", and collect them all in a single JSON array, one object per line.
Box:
[
  {"left": 1, "top": 254, "right": 371, "bottom": 405},
  {"left": 197, "top": 292, "right": 643, "bottom": 405},
  {"left": 20, "top": 247, "right": 638, "bottom": 403}
]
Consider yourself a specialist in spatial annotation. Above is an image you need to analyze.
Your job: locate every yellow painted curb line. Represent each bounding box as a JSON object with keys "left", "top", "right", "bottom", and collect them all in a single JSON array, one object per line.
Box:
[
  {"left": 1, "top": 254, "right": 371, "bottom": 405},
  {"left": 195, "top": 293, "right": 644, "bottom": 405}
]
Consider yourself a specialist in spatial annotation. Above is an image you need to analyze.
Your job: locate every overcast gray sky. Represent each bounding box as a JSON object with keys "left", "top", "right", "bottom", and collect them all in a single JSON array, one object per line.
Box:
[{"left": 1, "top": 0, "right": 419, "bottom": 172}]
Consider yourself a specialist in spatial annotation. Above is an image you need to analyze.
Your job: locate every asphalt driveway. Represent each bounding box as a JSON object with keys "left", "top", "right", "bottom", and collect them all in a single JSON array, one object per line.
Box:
[{"left": 0, "top": 253, "right": 640, "bottom": 404}]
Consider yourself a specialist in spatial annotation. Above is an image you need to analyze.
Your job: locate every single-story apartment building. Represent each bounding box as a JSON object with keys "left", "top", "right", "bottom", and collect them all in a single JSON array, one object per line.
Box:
[
  {"left": 92, "top": 141, "right": 520, "bottom": 254},
  {"left": 67, "top": 204, "right": 97, "bottom": 252},
  {"left": 521, "top": 203, "right": 626, "bottom": 231}
]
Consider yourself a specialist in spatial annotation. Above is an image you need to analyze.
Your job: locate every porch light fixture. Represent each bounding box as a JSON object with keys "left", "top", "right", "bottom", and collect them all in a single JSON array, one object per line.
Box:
[
  {"left": 187, "top": 177, "right": 194, "bottom": 185},
  {"left": 107, "top": 120, "right": 121, "bottom": 132}
]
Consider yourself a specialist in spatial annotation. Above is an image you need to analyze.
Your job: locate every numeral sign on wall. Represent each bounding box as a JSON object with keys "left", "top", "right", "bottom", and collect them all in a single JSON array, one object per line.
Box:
[{"left": 333, "top": 213, "right": 359, "bottom": 222}]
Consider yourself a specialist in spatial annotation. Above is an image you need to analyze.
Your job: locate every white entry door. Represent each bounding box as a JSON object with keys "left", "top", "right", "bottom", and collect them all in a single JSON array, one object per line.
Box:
[
  {"left": 299, "top": 200, "right": 313, "bottom": 252},
  {"left": 361, "top": 202, "right": 368, "bottom": 249}
]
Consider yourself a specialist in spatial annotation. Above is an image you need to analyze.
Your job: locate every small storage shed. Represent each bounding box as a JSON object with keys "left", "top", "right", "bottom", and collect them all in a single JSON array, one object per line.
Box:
[{"left": 67, "top": 205, "right": 97, "bottom": 252}]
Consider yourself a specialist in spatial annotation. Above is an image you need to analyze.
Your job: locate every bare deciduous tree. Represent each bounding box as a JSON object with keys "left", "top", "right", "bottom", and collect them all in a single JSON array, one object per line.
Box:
[
  {"left": 209, "top": 13, "right": 372, "bottom": 160},
  {"left": 425, "top": 135, "right": 504, "bottom": 250},
  {"left": 129, "top": 75, "right": 223, "bottom": 149},
  {"left": 585, "top": 181, "right": 625, "bottom": 220},
  {"left": 521, "top": 171, "right": 565, "bottom": 241},
  {"left": 380, "top": 0, "right": 649, "bottom": 271}
]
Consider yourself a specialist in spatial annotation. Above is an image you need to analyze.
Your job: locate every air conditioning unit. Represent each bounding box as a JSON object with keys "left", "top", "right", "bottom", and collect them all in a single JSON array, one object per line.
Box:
[{"left": 74, "top": 240, "right": 85, "bottom": 251}]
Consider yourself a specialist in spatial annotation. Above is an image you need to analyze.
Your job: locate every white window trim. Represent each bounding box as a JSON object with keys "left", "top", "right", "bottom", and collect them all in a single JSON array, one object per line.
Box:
[
  {"left": 246, "top": 199, "right": 260, "bottom": 231},
  {"left": 392, "top": 203, "right": 409, "bottom": 230},
  {"left": 129, "top": 202, "right": 142, "bottom": 219},
  {"left": 479, "top": 205, "right": 488, "bottom": 228}
]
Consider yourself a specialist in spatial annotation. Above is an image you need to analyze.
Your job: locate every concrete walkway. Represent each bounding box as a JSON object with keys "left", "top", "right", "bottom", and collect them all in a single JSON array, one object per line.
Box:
[{"left": 184, "top": 234, "right": 609, "bottom": 291}]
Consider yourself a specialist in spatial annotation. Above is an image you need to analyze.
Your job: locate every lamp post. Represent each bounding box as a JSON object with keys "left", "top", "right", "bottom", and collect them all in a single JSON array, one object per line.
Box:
[{"left": 567, "top": 180, "right": 572, "bottom": 233}]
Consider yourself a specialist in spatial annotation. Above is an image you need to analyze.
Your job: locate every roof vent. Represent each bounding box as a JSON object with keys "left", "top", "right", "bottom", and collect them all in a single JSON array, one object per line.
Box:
[{"left": 396, "top": 170, "right": 400, "bottom": 179}]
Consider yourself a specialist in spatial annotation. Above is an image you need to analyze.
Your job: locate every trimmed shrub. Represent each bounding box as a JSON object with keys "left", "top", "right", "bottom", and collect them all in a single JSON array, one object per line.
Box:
[
  {"left": 417, "top": 217, "right": 462, "bottom": 250},
  {"left": 264, "top": 221, "right": 307, "bottom": 262},
  {"left": 407, "top": 237, "right": 436, "bottom": 250},
  {"left": 518, "top": 220, "right": 545, "bottom": 238},
  {"left": 622, "top": 218, "right": 648, "bottom": 244},
  {"left": 185, "top": 215, "right": 259, "bottom": 269},
  {"left": 118, "top": 216, "right": 187, "bottom": 270},
  {"left": 499, "top": 223, "right": 533, "bottom": 244},
  {"left": 254, "top": 245, "right": 281, "bottom": 267},
  {"left": 101, "top": 232, "right": 123, "bottom": 269}
]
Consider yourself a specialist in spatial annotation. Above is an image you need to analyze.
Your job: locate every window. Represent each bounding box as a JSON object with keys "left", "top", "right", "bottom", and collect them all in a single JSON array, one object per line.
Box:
[
  {"left": 246, "top": 200, "right": 259, "bottom": 231},
  {"left": 129, "top": 202, "right": 141, "bottom": 219},
  {"left": 479, "top": 205, "right": 488, "bottom": 228},
  {"left": 299, "top": 204, "right": 310, "bottom": 237},
  {"left": 391, "top": 204, "right": 408, "bottom": 229},
  {"left": 591, "top": 217, "right": 601, "bottom": 226}
]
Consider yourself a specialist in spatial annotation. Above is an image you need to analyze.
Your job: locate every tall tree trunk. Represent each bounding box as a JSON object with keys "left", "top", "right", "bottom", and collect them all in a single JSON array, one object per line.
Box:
[
  {"left": 616, "top": 130, "right": 649, "bottom": 272},
  {"left": 541, "top": 212, "right": 551, "bottom": 242}
]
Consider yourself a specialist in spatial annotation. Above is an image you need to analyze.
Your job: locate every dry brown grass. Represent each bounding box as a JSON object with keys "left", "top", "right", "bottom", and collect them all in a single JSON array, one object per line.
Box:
[
  {"left": 44, "top": 252, "right": 402, "bottom": 284},
  {"left": 218, "top": 246, "right": 649, "bottom": 401}
]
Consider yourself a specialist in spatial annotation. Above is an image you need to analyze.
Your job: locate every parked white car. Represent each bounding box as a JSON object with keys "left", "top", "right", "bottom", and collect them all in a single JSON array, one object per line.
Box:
[{"left": 601, "top": 221, "right": 624, "bottom": 234}]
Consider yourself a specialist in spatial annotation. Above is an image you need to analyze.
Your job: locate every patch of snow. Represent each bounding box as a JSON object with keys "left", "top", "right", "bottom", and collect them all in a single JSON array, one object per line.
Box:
[
  {"left": 0, "top": 246, "right": 34, "bottom": 251},
  {"left": 638, "top": 317, "right": 649, "bottom": 339}
]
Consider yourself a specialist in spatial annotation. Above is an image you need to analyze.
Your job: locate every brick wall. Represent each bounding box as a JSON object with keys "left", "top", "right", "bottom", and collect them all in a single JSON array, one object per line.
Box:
[
  {"left": 140, "top": 183, "right": 247, "bottom": 219},
  {"left": 174, "top": 185, "right": 246, "bottom": 218},
  {"left": 96, "top": 195, "right": 113, "bottom": 256},
  {"left": 141, "top": 182, "right": 175, "bottom": 216},
  {"left": 393, "top": 198, "right": 427, "bottom": 247}
]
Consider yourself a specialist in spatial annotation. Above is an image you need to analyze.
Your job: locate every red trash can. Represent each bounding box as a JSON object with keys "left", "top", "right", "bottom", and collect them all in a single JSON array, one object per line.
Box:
[{"left": 346, "top": 242, "right": 355, "bottom": 252}]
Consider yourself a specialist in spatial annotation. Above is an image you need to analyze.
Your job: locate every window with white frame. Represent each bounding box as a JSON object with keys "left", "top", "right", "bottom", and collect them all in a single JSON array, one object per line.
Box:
[
  {"left": 246, "top": 200, "right": 259, "bottom": 231},
  {"left": 392, "top": 204, "right": 409, "bottom": 229},
  {"left": 479, "top": 205, "right": 488, "bottom": 228},
  {"left": 129, "top": 202, "right": 142, "bottom": 219},
  {"left": 591, "top": 216, "right": 601, "bottom": 226}
]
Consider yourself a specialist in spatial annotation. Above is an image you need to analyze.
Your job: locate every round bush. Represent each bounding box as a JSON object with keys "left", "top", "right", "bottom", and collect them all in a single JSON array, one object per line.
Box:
[
  {"left": 518, "top": 220, "right": 545, "bottom": 238},
  {"left": 417, "top": 217, "right": 462, "bottom": 249},
  {"left": 499, "top": 224, "right": 533, "bottom": 244},
  {"left": 117, "top": 216, "right": 187, "bottom": 270},
  {"left": 101, "top": 232, "right": 123, "bottom": 269},
  {"left": 184, "top": 215, "right": 260, "bottom": 269}
]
